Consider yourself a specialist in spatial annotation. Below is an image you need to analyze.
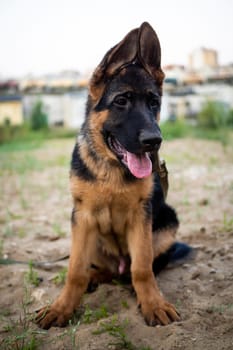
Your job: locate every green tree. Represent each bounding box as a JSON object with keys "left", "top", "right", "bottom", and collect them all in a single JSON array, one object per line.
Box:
[
  {"left": 198, "top": 100, "right": 228, "bottom": 129},
  {"left": 30, "top": 100, "right": 48, "bottom": 130},
  {"left": 227, "top": 109, "right": 233, "bottom": 127}
]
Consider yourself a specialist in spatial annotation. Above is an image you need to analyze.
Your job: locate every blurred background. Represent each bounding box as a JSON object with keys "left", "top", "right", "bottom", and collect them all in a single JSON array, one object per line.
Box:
[
  {"left": 0, "top": 0, "right": 233, "bottom": 141},
  {"left": 1, "top": 2, "right": 233, "bottom": 349}
]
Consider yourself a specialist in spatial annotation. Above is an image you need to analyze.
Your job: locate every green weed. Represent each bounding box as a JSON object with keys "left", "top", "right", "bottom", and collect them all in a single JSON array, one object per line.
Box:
[
  {"left": 161, "top": 120, "right": 189, "bottom": 140},
  {"left": 121, "top": 300, "right": 129, "bottom": 309},
  {"left": 0, "top": 123, "right": 76, "bottom": 147},
  {"left": 20, "top": 196, "right": 29, "bottom": 210},
  {"left": 160, "top": 118, "right": 233, "bottom": 147},
  {"left": 24, "top": 261, "right": 41, "bottom": 287},
  {"left": 93, "top": 315, "right": 134, "bottom": 349},
  {"left": 67, "top": 320, "right": 80, "bottom": 349},
  {"left": 0, "top": 153, "right": 44, "bottom": 174},
  {"left": 182, "top": 195, "right": 190, "bottom": 206},
  {"left": 7, "top": 210, "right": 23, "bottom": 220},
  {"left": 175, "top": 299, "right": 182, "bottom": 309},
  {"left": 82, "top": 304, "right": 109, "bottom": 324},
  {"left": 0, "top": 139, "right": 43, "bottom": 152},
  {"left": 52, "top": 267, "right": 67, "bottom": 285},
  {"left": 222, "top": 213, "right": 233, "bottom": 232},
  {"left": 92, "top": 315, "right": 152, "bottom": 350},
  {"left": 0, "top": 286, "right": 47, "bottom": 350},
  {"left": 0, "top": 294, "right": 80, "bottom": 350},
  {"left": 18, "top": 227, "right": 27, "bottom": 238},
  {"left": 52, "top": 223, "right": 66, "bottom": 238},
  {"left": 0, "top": 239, "right": 4, "bottom": 258},
  {"left": 206, "top": 304, "right": 233, "bottom": 314},
  {"left": 3, "top": 224, "right": 14, "bottom": 237}
]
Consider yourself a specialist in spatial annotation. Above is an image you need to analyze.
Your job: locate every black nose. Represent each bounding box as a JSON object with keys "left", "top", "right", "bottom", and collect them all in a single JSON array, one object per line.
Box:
[{"left": 139, "top": 130, "right": 162, "bottom": 150}]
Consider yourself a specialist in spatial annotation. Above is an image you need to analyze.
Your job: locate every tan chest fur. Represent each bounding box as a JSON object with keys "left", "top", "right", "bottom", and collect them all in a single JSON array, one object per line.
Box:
[{"left": 70, "top": 173, "right": 153, "bottom": 257}]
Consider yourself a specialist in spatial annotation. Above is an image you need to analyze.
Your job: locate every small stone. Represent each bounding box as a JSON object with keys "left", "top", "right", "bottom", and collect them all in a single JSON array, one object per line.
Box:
[
  {"left": 199, "top": 199, "right": 209, "bottom": 206},
  {"left": 32, "top": 288, "right": 46, "bottom": 302},
  {"left": 191, "top": 268, "right": 201, "bottom": 280},
  {"left": 215, "top": 273, "right": 225, "bottom": 281},
  {"left": 183, "top": 264, "right": 191, "bottom": 269}
]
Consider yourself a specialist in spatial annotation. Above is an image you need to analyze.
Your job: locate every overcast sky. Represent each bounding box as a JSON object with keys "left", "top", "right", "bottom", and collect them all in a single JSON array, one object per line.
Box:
[{"left": 1, "top": 0, "right": 233, "bottom": 78}]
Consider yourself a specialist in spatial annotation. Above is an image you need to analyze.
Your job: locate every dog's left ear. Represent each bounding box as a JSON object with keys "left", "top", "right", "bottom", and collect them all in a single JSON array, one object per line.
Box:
[
  {"left": 138, "top": 22, "right": 165, "bottom": 83},
  {"left": 89, "top": 27, "right": 138, "bottom": 104},
  {"left": 89, "top": 22, "right": 165, "bottom": 105}
]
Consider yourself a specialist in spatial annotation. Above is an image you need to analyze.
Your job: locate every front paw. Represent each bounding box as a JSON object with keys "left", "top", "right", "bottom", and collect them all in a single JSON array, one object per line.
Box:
[
  {"left": 35, "top": 304, "right": 73, "bottom": 329},
  {"left": 140, "top": 297, "right": 180, "bottom": 326}
]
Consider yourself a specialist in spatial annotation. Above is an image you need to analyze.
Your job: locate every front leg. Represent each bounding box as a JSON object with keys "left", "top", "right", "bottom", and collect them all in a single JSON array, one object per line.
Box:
[
  {"left": 36, "top": 212, "right": 97, "bottom": 329},
  {"left": 127, "top": 210, "right": 180, "bottom": 326}
]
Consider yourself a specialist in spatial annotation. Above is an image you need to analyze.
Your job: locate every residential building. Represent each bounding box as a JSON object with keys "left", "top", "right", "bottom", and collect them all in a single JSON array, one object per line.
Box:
[
  {"left": 189, "top": 47, "right": 218, "bottom": 71},
  {"left": 0, "top": 95, "right": 23, "bottom": 125}
]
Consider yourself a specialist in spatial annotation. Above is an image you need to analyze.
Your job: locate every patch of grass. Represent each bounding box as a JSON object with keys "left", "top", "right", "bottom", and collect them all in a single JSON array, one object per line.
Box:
[
  {"left": 52, "top": 267, "right": 67, "bottom": 285},
  {"left": 192, "top": 126, "right": 231, "bottom": 146},
  {"left": 18, "top": 227, "right": 27, "bottom": 238},
  {"left": 161, "top": 120, "right": 189, "bottom": 140},
  {"left": 82, "top": 304, "right": 109, "bottom": 324},
  {"left": 24, "top": 261, "right": 41, "bottom": 287},
  {"left": 92, "top": 315, "right": 152, "bottom": 350},
  {"left": 175, "top": 299, "right": 182, "bottom": 309},
  {"left": 1, "top": 284, "right": 81, "bottom": 350},
  {"left": 52, "top": 223, "right": 66, "bottom": 238},
  {"left": 182, "top": 195, "right": 191, "bottom": 206},
  {"left": 3, "top": 224, "right": 14, "bottom": 237},
  {"left": 53, "top": 154, "right": 70, "bottom": 167},
  {"left": 20, "top": 196, "right": 29, "bottom": 210},
  {"left": 206, "top": 304, "right": 233, "bottom": 314},
  {"left": 160, "top": 119, "right": 233, "bottom": 147},
  {"left": 0, "top": 139, "right": 44, "bottom": 153},
  {"left": 1, "top": 286, "right": 47, "bottom": 350},
  {"left": 0, "top": 239, "right": 4, "bottom": 258},
  {"left": 222, "top": 213, "right": 233, "bottom": 232},
  {"left": 0, "top": 123, "right": 76, "bottom": 147},
  {"left": 7, "top": 210, "right": 23, "bottom": 220},
  {"left": 93, "top": 315, "right": 134, "bottom": 349},
  {"left": 0, "top": 308, "right": 11, "bottom": 317},
  {"left": 0, "top": 141, "right": 71, "bottom": 175},
  {"left": 0, "top": 153, "right": 45, "bottom": 174},
  {"left": 67, "top": 320, "right": 80, "bottom": 349},
  {"left": 121, "top": 300, "right": 129, "bottom": 309},
  {"left": 1, "top": 330, "right": 41, "bottom": 350}
]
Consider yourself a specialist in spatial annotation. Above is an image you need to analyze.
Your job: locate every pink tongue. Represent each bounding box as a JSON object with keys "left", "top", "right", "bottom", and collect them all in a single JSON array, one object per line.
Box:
[{"left": 126, "top": 151, "right": 152, "bottom": 178}]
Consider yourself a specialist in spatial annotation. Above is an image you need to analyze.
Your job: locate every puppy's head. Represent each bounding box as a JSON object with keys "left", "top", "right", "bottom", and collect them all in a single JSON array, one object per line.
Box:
[{"left": 88, "top": 22, "right": 165, "bottom": 179}]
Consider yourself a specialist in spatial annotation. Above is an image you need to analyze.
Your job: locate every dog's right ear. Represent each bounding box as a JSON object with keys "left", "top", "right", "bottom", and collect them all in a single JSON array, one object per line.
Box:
[
  {"left": 89, "top": 28, "right": 138, "bottom": 104},
  {"left": 138, "top": 22, "right": 164, "bottom": 86}
]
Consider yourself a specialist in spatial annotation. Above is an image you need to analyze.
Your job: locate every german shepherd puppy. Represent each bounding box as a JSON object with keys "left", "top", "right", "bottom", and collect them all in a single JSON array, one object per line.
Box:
[{"left": 36, "top": 22, "right": 181, "bottom": 329}]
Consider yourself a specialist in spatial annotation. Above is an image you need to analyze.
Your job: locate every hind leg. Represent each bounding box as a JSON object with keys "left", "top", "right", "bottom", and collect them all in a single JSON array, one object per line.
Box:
[{"left": 152, "top": 226, "right": 177, "bottom": 259}]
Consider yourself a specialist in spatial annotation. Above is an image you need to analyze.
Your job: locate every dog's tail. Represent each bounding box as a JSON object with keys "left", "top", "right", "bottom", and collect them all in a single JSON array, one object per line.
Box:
[{"left": 153, "top": 241, "right": 195, "bottom": 275}]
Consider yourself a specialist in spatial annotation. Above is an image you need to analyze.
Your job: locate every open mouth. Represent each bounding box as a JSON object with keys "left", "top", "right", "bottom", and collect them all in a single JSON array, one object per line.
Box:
[{"left": 107, "top": 135, "right": 152, "bottom": 179}]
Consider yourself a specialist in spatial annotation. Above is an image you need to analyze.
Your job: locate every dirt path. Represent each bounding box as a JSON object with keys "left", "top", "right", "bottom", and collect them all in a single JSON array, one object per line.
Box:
[{"left": 0, "top": 138, "right": 233, "bottom": 349}]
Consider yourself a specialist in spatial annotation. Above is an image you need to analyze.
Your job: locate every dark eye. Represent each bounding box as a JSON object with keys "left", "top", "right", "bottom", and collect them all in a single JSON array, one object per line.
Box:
[
  {"left": 113, "top": 96, "right": 128, "bottom": 107},
  {"left": 149, "top": 97, "right": 160, "bottom": 108}
]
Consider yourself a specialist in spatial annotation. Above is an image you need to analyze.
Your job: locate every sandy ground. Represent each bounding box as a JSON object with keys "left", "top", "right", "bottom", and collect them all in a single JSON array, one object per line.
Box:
[{"left": 0, "top": 138, "right": 233, "bottom": 350}]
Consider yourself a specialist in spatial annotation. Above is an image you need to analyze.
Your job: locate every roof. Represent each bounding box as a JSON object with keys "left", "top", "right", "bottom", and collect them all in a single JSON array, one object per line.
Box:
[{"left": 0, "top": 95, "right": 22, "bottom": 102}]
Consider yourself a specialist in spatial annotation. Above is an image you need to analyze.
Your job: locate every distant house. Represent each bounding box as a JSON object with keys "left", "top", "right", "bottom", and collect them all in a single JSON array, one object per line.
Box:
[
  {"left": 0, "top": 95, "right": 23, "bottom": 125},
  {"left": 23, "top": 90, "right": 87, "bottom": 128},
  {"left": 189, "top": 47, "right": 218, "bottom": 71}
]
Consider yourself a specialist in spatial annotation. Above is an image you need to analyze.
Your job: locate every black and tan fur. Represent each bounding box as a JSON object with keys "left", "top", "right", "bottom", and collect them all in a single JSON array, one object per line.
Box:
[{"left": 36, "top": 22, "right": 181, "bottom": 329}]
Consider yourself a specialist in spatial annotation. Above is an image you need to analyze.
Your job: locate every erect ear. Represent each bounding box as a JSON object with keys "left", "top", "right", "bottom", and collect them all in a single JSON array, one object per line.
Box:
[
  {"left": 137, "top": 22, "right": 164, "bottom": 83},
  {"left": 89, "top": 28, "right": 138, "bottom": 103}
]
